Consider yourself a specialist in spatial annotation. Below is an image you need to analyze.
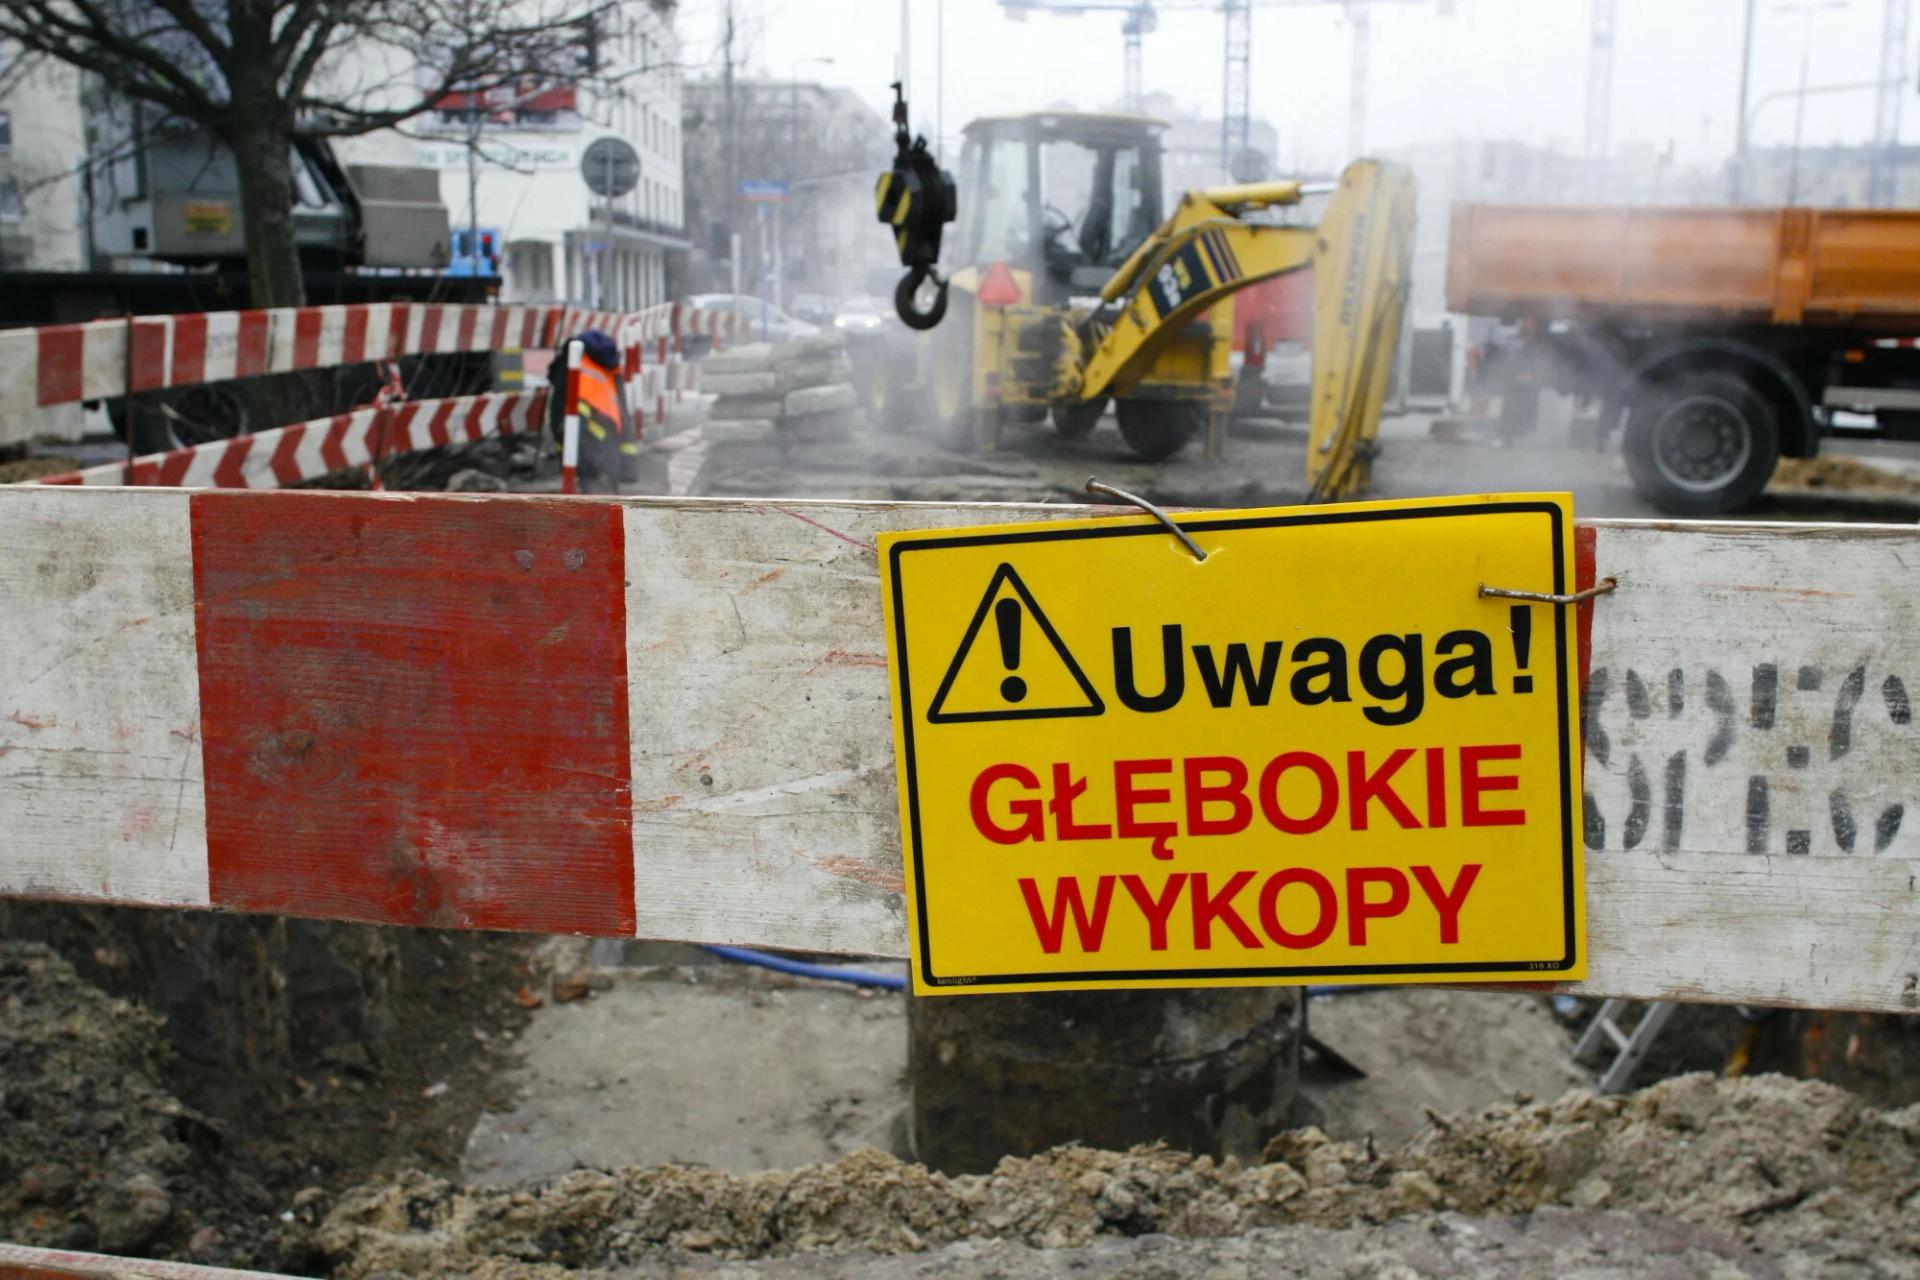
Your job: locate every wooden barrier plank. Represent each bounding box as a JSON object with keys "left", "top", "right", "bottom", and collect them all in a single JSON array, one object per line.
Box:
[
  {"left": 0, "top": 1240, "right": 291, "bottom": 1279},
  {"left": 3, "top": 488, "right": 1918, "bottom": 1012},
  {"left": 0, "top": 489, "right": 209, "bottom": 907}
]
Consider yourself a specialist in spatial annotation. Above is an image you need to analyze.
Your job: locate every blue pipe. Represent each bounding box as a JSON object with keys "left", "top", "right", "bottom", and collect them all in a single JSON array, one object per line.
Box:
[{"left": 701, "top": 943, "right": 907, "bottom": 991}]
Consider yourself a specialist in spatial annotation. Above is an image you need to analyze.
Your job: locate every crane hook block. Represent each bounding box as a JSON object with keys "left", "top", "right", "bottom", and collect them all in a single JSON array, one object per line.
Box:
[{"left": 876, "top": 81, "right": 956, "bottom": 330}]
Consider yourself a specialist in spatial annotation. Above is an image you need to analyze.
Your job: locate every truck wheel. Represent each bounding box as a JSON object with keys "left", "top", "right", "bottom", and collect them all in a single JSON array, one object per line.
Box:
[
  {"left": 1623, "top": 370, "right": 1779, "bottom": 515},
  {"left": 1052, "top": 397, "right": 1108, "bottom": 440},
  {"left": 1115, "top": 400, "right": 1203, "bottom": 461}
]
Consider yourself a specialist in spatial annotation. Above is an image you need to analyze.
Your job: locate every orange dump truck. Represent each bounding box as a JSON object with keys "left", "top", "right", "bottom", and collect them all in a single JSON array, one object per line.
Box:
[{"left": 1446, "top": 203, "right": 1920, "bottom": 513}]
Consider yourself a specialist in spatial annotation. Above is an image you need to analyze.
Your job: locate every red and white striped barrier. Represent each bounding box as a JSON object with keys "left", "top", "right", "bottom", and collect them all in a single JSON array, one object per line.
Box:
[
  {"left": 1, "top": 301, "right": 642, "bottom": 447},
  {"left": 1, "top": 489, "right": 1917, "bottom": 1016},
  {"left": 33, "top": 391, "right": 546, "bottom": 489},
  {"left": 10, "top": 299, "right": 750, "bottom": 487}
]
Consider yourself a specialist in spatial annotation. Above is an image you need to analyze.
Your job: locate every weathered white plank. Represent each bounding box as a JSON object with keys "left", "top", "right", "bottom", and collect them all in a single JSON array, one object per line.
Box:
[
  {"left": 4, "top": 488, "right": 1920, "bottom": 1011},
  {"left": 0, "top": 489, "right": 208, "bottom": 904},
  {"left": 1584, "top": 522, "right": 1920, "bottom": 862}
]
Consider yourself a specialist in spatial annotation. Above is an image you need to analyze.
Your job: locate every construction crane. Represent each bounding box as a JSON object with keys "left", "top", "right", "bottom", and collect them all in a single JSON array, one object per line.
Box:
[
  {"left": 998, "top": 0, "right": 1159, "bottom": 112},
  {"left": 1868, "top": 0, "right": 1912, "bottom": 205},
  {"left": 1160, "top": 0, "right": 1439, "bottom": 178}
]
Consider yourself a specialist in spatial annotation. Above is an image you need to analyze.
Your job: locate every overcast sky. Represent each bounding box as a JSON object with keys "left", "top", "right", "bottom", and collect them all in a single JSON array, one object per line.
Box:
[{"left": 679, "top": 0, "right": 1913, "bottom": 174}]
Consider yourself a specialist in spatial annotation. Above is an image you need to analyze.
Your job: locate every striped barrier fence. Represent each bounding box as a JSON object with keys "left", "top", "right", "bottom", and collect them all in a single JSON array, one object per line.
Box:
[
  {"left": 11, "top": 299, "right": 750, "bottom": 488},
  {"left": 0, "top": 486, "right": 1915, "bottom": 1016},
  {"left": 0, "top": 302, "right": 625, "bottom": 446},
  {"left": 33, "top": 390, "right": 547, "bottom": 489}
]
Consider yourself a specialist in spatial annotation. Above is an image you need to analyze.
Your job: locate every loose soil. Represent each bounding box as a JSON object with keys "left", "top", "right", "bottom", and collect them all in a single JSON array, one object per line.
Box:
[
  {"left": 0, "top": 922, "right": 538, "bottom": 1274},
  {"left": 319, "top": 1072, "right": 1920, "bottom": 1277}
]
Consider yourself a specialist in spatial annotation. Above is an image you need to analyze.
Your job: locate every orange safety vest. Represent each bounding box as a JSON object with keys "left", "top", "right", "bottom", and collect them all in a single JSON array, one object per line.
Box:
[{"left": 572, "top": 359, "right": 622, "bottom": 443}]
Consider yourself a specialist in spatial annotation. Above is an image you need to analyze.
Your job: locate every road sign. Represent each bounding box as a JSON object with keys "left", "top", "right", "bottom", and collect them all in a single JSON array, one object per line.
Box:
[
  {"left": 582, "top": 137, "right": 641, "bottom": 197},
  {"left": 737, "top": 179, "right": 790, "bottom": 202},
  {"left": 880, "top": 494, "right": 1585, "bottom": 996}
]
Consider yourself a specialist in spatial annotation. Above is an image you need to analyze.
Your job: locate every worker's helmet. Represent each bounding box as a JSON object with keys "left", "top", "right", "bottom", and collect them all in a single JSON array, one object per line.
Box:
[{"left": 576, "top": 329, "right": 621, "bottom": 371}]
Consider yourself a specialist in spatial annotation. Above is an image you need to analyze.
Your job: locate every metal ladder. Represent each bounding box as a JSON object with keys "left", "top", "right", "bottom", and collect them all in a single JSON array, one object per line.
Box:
[{"left": 1574, "top": 999, "right": 1678, "bottom": 1094}]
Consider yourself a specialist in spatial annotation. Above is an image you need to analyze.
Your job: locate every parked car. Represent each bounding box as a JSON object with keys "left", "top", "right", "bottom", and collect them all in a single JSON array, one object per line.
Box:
[
  {"left": 788, "top": 293, "right": 834, "bottom": 326},
  {"left": 683, "top": 293, "right": 819, "bottom": 355},
  {"left": 832, "top": 296, "right": 891, "bottom": 335}
]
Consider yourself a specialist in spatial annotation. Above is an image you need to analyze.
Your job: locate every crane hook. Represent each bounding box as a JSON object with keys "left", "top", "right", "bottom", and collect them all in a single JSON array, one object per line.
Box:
[{"left": 894, "top": 265, "right": 949, "bottom": 331}]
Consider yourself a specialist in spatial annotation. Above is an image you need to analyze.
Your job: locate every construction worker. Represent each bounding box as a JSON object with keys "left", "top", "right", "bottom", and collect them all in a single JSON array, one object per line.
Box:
[{"left": 547, "top": 329, "right": 637, "bottom": 494}]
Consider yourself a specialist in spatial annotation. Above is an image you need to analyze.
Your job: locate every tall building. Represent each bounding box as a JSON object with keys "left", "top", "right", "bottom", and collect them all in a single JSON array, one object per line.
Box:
[
  {"left": 340, "top": 0, "right": 688, "bottom": 310},
  {"left": 0, "top": 46, "right": 87, "bottom": 271},
  {"left": 681, "top": 78, "right": 891, "bottom": 301}
]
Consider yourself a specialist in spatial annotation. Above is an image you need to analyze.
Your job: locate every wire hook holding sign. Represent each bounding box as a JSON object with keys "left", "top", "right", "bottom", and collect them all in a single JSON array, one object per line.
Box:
[
  {"left": 1084, "top": 478, "right": 1208, "bottom": 563},
  {"left": 1479, "top": 577, "right": 1619, "bottom": 605}
]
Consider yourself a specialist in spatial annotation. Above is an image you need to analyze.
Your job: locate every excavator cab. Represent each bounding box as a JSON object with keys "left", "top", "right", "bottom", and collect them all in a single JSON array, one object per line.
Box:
[{"left": 952, "top": 113, "right": 1165, "bottom": 305}]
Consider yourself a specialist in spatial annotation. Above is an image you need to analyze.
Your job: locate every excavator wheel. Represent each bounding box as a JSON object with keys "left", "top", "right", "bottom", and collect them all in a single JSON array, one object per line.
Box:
[
  {"left": 1115, "top": 399, "right": 1204, "bottom": 462},
  {"left": 1052, "top": 397, "right": 1108, "bottom": 440},
  {"left": 925, "top": 293, "right": 1000, "bottom": 450}
]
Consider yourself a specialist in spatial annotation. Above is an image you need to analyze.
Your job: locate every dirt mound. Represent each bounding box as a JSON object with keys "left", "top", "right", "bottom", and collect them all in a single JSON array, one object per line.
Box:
[
  {"left": 0, "top": 455, "right": 80, "bottom": 484},
  {"left": 321, "top": 1072, "right": 1920, "bottom": 1277},
  {"left": 0, "top": 942, "right": 290, "bottom": 1261},
  {"left": 1773, "top": 454, "right": 1920, "bottom": 496}
]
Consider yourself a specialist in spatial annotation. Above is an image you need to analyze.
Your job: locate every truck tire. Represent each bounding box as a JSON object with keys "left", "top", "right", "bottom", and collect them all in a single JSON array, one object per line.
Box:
[
  {"left": 1115, "top": 399, "right": 1203, "bottom": 461},
  {"left": 1052, "top": 397, "right": 1108, "bottom": 440},
  {"left": 1623, "top": 369, "right": 1779, "bottom": 515}
]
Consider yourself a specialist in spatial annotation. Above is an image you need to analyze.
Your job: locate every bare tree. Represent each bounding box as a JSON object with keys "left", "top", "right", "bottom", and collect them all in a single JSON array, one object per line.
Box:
[{"left": 0, "top": 1, "right": 657, "bottom": 307}]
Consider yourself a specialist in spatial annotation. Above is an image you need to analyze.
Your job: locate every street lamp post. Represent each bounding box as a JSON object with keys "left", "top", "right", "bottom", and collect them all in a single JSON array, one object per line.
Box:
[
  {"left": 1733, "top": 0, "right": 1758, "bottom": 202},
  {"left": 1775, "top": 0, "right": 1851, "bottom": 205},
  {"left": 785, "top": 55, "right": 835, "bottom": 310}
]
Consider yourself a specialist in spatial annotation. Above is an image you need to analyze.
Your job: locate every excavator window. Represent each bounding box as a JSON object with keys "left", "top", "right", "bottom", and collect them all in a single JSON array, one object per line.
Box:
[{"left": 954, "top": 116, "right": 1163, "bottom": 294}]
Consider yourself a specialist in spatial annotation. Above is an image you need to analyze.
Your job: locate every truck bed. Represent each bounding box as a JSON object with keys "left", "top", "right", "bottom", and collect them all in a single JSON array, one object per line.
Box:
[{"left": 1446, "top": 203, "right": 1920, "bottom": 330}]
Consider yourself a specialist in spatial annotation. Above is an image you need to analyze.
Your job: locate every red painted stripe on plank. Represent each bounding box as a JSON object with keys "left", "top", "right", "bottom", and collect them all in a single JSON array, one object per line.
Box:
[
  {"left": 191, "top": 493, "right": 636, "bottom": 934},
  {"left": 293, "top": 309, "right": 323, "bottom": 370},
  {"left": 1574, "top": 523, "right": 1598, "bottom": 794},
  {"left": 343, "top": 306, "right": 369, "bottom": 364},
  {"left": 235, "top": 311, "right": 269, "bottom": 378},
  {"left": 36, "top": 326, "right": 83, "bottom": 406},
  {"left": 212, "top": 435, "right": 254, "bottom": 488},
  {"left": 269, "top": 425, "right": 306, "bottom": 486},
  {"left": 129, "top": 318, "right": 169, "bottom": 392},
  {"left": 318, "top": 415, "right": 352, "bottom": 474},
  {"left": 455, "top": 306, "right": 478, "bottom": 352},
  {"left": 155, "top": 447, "right": 195, "bottom": 487},
  {"left": 489, "top": 307, "right": 509, "bottom": 351},
  {"left": 171, "top": 314, "right": 208, "bottom": 388},
  {"left": 419, "top": 305, "right": 444, "bottom": 354},
  {"left": 1574, "top": 524, "right": 1597, "bottom": 694},
  {"left": 389, "top": 402, "right": 421, "bottom": 452},
  {"left": 128, "top": 457, "right": 162, "bottom": 485},
  {"left": 386, "top": 303, "right": 411, "bottom": 360},
  {"left": 462, "top": 397, "right": 489, "bottom": 442},
  {"left": 427, "top": 400, "right": 456, "bottom": 448}
]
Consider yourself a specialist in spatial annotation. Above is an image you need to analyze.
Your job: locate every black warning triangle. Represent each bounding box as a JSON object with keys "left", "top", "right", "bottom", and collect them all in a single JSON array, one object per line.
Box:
[{"left": 926, "top": 563, "right": 1105, "bottom": 724}]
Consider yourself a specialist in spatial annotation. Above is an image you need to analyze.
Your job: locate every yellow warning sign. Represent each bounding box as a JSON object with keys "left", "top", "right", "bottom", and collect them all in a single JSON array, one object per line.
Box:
[{"left": 879, "top": 493, "right": 1585, "bottom": 996}]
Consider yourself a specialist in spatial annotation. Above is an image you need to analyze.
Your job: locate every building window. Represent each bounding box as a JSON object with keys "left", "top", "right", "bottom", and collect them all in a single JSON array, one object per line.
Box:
[
  {"left": 0, "top": 110, "right": 11, "bottom": 152},
  {"left": 0, "top": 179, "right": 22, "bottom": 223}
]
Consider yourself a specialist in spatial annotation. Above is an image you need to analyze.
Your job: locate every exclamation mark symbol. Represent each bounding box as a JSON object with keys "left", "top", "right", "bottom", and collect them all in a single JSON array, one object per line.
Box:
[
  {"left": 1510, "top": 605, "right": 1534, "bottom": 694},
  {"left": 996, "top": 598, "right": 1027, "bottom": 703}
]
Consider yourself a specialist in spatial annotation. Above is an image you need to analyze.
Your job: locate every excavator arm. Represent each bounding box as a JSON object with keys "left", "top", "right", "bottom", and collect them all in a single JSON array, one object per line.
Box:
[{"left": 1073, "top": 160, "right": 1416, "bottom": 501}]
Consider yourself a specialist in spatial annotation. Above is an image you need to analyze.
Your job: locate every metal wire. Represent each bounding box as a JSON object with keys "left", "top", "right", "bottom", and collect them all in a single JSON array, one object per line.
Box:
[
  {"left": 1479, "top": 577, "right": 1619, "bottom": 605},
  {"left": 1085, "top": 478, "right": 1209, "bottom": 562}
]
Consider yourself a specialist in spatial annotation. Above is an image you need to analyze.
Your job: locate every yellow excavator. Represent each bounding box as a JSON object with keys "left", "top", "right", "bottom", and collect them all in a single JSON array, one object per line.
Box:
[{"left": 875, "top": 86, "right": 1415, "bottom": 500}]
